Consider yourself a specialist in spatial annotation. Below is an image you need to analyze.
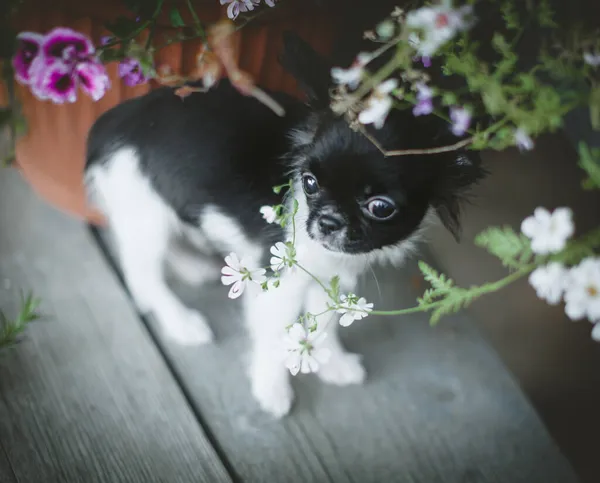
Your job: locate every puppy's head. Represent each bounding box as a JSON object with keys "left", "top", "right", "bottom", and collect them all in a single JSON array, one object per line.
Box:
[{"left": 279, "top": 32, "right": 487, "bottom": 255}]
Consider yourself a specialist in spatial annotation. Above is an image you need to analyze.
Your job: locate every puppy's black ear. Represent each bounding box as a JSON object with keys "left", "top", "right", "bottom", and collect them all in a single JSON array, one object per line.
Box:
[
  {"left": 431, "top": 149, "right": 488, "bottom": 242},
  {"left": 279, "top": 31, "right": 332, "bottom": 108}
]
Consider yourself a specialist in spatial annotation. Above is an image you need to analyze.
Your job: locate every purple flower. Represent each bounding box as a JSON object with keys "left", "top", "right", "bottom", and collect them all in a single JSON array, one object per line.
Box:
[
  {"left": 40, "top": 27, "right": 95, "bottom": 63},
  {"left": 76, "top": 60, "right": 111, "bottom": 101},
  {"left": 100, "top": 35, "right": 113, "bottom": 46},
  {"left": 412, "top": 82, "right": 434, "bottom": 117},
  {"left": 412, "top": 55, "right": 432, "bottom": 68},
  {"left": 450, "top": 106, "right": 472, "bottom": 136},
  {"left": 12, "top": 32, "right": 44, "bottom": 85},
  {"left": 31, "top": 59, "right": 78, "bottom": 103},
  {"left": 118, "top": 58, "right": 149, "bottom": 86}
]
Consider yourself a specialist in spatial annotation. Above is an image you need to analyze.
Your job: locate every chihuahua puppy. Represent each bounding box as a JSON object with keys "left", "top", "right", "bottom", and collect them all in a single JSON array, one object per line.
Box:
[{"left": 84, "top": 33, "right": 485, "bottom": 417}]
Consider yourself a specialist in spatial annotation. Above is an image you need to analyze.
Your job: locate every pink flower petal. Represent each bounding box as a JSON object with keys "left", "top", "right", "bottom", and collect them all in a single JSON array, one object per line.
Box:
[
  {"left": 42, "top": 27, "right": 95, "bottom": 62},
  {"left": 31, "top": 58, "right": 77, "bottom": 104},
  {"left": 12, "top": 32, "right": 44, "bottom": 85},
  {"left": 76, "top": 59, "right": 110, "bottom": 101}
]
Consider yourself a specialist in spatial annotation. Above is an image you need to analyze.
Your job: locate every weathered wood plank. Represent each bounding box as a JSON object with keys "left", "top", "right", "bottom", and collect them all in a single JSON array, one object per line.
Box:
[
  {"left": 0, "top": 169, "right": 232, "bottom": 483},
  {"left": 95, "top": 234, "right": 581, "bottom": 481}
]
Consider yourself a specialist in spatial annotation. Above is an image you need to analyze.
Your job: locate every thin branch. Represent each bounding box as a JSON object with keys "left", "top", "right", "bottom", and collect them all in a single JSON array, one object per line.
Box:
[{"left": 359, "top": 125, "right": 474, "bottom": 157}]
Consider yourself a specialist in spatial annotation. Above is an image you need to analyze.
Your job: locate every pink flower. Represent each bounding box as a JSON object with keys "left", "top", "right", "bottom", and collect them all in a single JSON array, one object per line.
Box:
[
  {"left": 40, "top": 27, "right": 95, "bottom": 63},
  {"left": 118, "top": 58, "right": 150, "bottom": 86},
  {"left": 412, "top": 82, "right": 434, "bottom": 116},
  {"left": 449, "top": 106, "right": 471, "bottom": 136},
  {"left": 76, "top": 60, "right": 111, "bottom": 101},
  {"left": 31, "top": 59, "right": 78, "bottom": 103},
  {"left": 16, "top": 27, "right": 110, "bottom": 104},
  {"left": 12, "top": 32, "right": 44, "bottom": 85}
]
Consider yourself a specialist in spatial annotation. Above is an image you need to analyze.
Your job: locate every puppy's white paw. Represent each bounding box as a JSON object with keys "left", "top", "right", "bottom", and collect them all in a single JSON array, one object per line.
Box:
[
  {"left": 318, "top": 352, "right": 366, "bottom": 386},
  {"left": 252, "top": 376, "right": 294, "bottom": 418},
  {"left": 163, "top": 309, "right": 214, "bottom": 345}
]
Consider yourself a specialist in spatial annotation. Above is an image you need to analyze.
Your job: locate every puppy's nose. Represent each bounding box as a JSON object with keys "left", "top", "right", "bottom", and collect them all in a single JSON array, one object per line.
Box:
[{"left": 318, "top": 214, "right": 344, "bottom": 235}]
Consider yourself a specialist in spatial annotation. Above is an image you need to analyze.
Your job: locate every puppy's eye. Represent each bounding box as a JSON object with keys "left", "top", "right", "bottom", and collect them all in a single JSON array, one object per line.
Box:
[
  {"left": 365, "top": 196, "right": 397, "bottom": 221},
  {"left": 302, "top": 174, "right": 319, "bottom": 196}
]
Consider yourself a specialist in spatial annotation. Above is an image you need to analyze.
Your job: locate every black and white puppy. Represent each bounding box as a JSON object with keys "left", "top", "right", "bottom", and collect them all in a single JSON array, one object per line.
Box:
[{"left": 84, "top": 33, "right": 486, "bottom": 417}]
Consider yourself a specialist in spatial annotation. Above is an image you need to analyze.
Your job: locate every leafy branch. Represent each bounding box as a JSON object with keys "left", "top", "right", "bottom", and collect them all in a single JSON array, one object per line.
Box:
[{"left": 0, "top": 292, "right": 41, "bottom": 350}]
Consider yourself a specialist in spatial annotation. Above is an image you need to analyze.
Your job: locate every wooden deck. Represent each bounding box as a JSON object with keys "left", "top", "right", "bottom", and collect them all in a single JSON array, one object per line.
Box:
[{"left": 0, "top": 168, "right": 581, "bottom": 483}]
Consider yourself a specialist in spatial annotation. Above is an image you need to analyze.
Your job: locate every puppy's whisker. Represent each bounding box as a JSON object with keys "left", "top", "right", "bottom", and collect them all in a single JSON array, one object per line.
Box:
[{"left": 367, "top": 261, "right": 383, "bottom": 303}]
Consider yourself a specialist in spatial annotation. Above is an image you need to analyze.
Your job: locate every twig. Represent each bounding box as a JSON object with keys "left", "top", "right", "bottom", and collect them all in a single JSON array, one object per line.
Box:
[
  {"left": 145, "top": 0, "right": 165, "bottom": 50},
  {"left": 185, "top": 0, "right": 206, "bottom": 42},
  {"left": 359, "top": 125, "right": 474, "bottom": 157}
]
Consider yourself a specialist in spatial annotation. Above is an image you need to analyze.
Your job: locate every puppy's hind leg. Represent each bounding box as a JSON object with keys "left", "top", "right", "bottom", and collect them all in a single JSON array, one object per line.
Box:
[
  {"left": 88, "top": 149, "right": 214, "bottom": 345},
  {"left": 165, "top": 226, "right": 221, "bottom": 286}
]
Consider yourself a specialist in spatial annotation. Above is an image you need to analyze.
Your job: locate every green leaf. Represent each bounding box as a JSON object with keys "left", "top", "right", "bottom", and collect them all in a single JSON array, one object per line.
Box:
[
  {"left": 441, "top": 92, "right": 458, "bottom": 106},
  {"left": 169, "top": 7, "right": 186, "bottom": 27},
  {"left": 0, "top": 291, "right": 41, "bottom": 350},
  {"left": 578, "top": 141, "right": 600, "bottom": 190},
  {"left": 590, "top": 85, "right": 600, "bottom": 131},
  {"left": 474, "top": 225, "right": 533, "bottom": 268},
  {"left": 0, "top": 108, "right": 12, "bottom": 127},
  {"left": 418, "top": 261, "right": 454, "bottom": 293},
  {"left": 105, "top": 16, "right": 145, "bottom": 40},
  {"left": 98, "top": 47, "right": 126, "bottom": 63},
  {"left": 538, "top": 0, "right": 558, "bottom": 28},
  {"left": 329, "top": 276, "right": 340, "bottom": 301}
]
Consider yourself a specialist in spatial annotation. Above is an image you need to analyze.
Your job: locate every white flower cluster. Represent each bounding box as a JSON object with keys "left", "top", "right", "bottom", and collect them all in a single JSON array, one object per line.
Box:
[
  {"left": 220, "top": 0, "right": 276, "bottom": 20},
  {"left": 329, "top": 0, "right": 476, "bottom": 130},
  {"left": 522, "top": 207, "right": 600, "bottom": 341},
  {"left": 221, "top": 204, "right": 375, "bottom": 375}
]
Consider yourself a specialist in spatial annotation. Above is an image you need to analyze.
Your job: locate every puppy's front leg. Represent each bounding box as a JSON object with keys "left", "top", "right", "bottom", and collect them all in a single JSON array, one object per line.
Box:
[
  {"left": 244, "top": 271, "right": 309, "bottom": 418},
  {"left": 304, "top": 281, "right": 366, "bottom": 386}
]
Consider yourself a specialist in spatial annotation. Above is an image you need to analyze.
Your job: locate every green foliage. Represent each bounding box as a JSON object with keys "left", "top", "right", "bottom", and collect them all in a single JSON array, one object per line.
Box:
[
  {"left": 169, "top": 7, "right": 186, "bottom": 28},
  {"left": 0, "top": 292, "right": 41, "bottom": 350},
  {"left": 327, "top": 276, "right": 341, "bottom": 303},
  {"left": 474, "top": 226, "right": 533, "bottom": 268},
  {"left": 417, "top": 262, "right": 478, "bottom": 325},
  {"left": 537, "top": 0, "right": 558, "bottom": 28},
  {"left": 578, "top": 141, "right": 600, "bottom": 190},
  {"left": 500, "top": 0, "right": 520, "bottom": 30},
  {"left": 104, "top": 16, "right": 148, "bottom": 40}
]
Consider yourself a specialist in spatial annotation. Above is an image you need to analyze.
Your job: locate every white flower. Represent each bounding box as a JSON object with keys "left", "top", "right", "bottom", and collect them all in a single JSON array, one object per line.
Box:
[
  {"left": 449, "top": 106, "right": 471, "bottom": 136},
  {"left": 336, "top": 293, "right": 374, "bottom": 327},
  {"left": 220, "top": 0, "right": 258, "bottom": 20},
  {"left": 358, "top": 78, "right": 399, "bottom": 129},
  {"left": 514, "top": 128, "right": 534, "bottom": 151},
  {"left": 220, "top": 252, "right": 266, "bottom": 299},
  {"left": 406, "top": 0, "right": 474, "bottom": 57},
  {"left": 563, "top": 258, "right": 600, "bottom": 322},
  {"left": 270, "top": 241, "right": 294, "bottom": 271},
  {"left": 284, "top": 323, "right": 331, "bottom": 375},
  {"left": 521, "top": 207, "right": 575, "bottom": 255},
  {"left": 528, "top": 262, "right": 567, "bottom": 305},
  {"left": 331, "top": 52, "right": 372, "bottom": 90},
  {"left": 259, "top": 205, "right": 278, "bottom": 224},
  {"left": 584, "top": 51, "right": 600, "bottom": 67}
]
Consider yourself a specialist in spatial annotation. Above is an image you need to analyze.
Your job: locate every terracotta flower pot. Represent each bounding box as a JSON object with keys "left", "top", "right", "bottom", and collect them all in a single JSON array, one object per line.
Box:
[{"left": 3, "top": 0, "right": 338, "bottom": 225}]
